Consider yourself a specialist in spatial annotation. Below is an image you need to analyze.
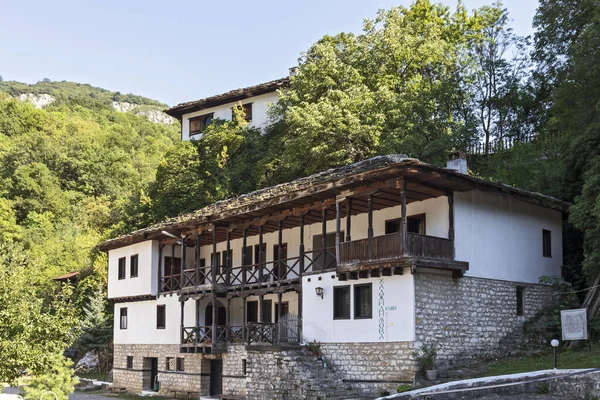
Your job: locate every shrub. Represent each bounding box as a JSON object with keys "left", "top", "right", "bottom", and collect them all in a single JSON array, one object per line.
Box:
[
  {"left": 397, "top": 384, "right": 413, "bottom": 393},
  {"left": 23, "top": 356, "right": 79, "bottom": 400},
  {"left": 413, "top": 344, "right": 437, "bottom": 371}
]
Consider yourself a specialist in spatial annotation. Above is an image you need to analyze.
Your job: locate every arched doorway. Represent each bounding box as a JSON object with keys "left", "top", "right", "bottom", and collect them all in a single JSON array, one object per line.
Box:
[{"left": 205, "top": 301, "right": 226, "bottom": 326}]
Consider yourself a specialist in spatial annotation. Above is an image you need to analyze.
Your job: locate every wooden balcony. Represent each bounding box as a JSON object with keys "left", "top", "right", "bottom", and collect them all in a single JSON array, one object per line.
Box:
[{"left": 338, "top": 232, "right": 467, "bottom": 278}]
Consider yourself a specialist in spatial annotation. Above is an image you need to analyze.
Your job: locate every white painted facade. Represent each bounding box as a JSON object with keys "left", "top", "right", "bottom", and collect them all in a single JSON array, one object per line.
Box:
[
  {"left": 107, "top": 240, "right": 160, "bottom": 299},
  {"left": 181, "top": 92, "right": 279, "bottom": 141}
]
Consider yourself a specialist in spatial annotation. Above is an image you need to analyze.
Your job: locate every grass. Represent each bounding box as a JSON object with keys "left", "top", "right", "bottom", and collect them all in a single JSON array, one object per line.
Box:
[{"left": 481, "top": 343, "right": 600, "bottom": 377}]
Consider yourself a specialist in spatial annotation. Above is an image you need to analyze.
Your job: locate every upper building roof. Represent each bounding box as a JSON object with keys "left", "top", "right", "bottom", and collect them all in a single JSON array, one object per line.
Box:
[
  {"left": 165, "top": 77, "right": 290, "bottom": 119},
  {"left": 98, "top": 155, "right": 569, "bottom": 251}
]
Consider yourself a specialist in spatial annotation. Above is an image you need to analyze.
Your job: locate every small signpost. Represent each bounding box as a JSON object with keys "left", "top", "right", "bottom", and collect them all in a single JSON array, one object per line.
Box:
[{"left": 560, "top": 308, "right": 588, "bottom": 341}]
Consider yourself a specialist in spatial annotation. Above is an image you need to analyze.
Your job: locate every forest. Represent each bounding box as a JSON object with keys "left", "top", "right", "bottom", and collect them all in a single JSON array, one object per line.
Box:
[{"left": 1, "top": 0, "right": 599, "bottom": 394}]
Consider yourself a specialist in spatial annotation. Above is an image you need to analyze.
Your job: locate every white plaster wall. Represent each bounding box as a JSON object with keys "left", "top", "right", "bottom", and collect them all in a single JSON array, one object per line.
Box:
[
  {"left": 113, "top": 295, "right": 183, "bottom": 344},
  {"left": 181, "top": 92, "right": 279, "bottom": 140},
  {"left": 108, "top": 241, "right": 159, "bottom": 299},
  {"left": 454, "top": 190, "right": 563, "bottom": 283},
  {"left": 302, "top": 272, "right": 415, "bottom": 343}
]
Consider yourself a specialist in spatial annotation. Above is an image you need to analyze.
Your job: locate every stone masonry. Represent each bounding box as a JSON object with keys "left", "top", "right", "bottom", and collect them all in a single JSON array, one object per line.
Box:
[
  {"left": 221, "top": 344, "right": 248, "bottom": 398},
  {"left": 414, "top": 272, "right": 556, "bottom": 371}
]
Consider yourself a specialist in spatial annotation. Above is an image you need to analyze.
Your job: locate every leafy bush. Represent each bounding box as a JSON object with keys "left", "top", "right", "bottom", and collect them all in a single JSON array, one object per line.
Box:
[
  {"left": 23, "top": 356, "right": 79, "bottom": 400},
  {"left": 413, "top": 344, "right": 437, "bottom": 371},
  {"left": 397, "top": 384, "right": 413, "bottom": 393}
]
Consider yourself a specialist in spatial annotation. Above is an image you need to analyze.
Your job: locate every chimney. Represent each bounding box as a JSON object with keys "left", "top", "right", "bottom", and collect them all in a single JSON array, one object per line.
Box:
[
  {"left": 289, "top": 66, "right": 298, "bottom": 77},
  {"left": 446, "top": 151, "right": 468, "bottom": 174}
]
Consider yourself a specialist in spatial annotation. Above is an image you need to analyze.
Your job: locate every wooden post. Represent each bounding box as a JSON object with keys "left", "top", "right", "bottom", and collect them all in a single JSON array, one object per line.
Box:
[
  {"left": 195, "top": 235, "right": 200, "bottom": 286},
  {"left": 448, "top": 191, "right": 455, "bottom": 259},
  {"left": 297, "top": 290, "right": 303, "bottom": 340},
  {"left": 299, "top": 214, "right": 305, "bottom": 275},
  {"left": 242, "top": 228, "right": 248, "bottom": 286},
  {"left": 158, "top": 245, "right": 163, "bottom": 295},
  {"left": 170, "top": 243, "right": 175, "bottom": 295},
  {"left": 335, "top": 200, "right": 341, "bottom": 266},
  {"left": 212, "top": 224, "right": 218, "bottom": 285},
  {"left": 322, "top": 208, "right": 327, "bottom": 271},
  {"left": 346, "top": 198, "right": 352, "bottom": 242},
  {"left": 226, "top": 297, "right": 231, "bottom": 342},
  {"left": 258, "top": 294, "right": 264, "bottom": 323},
  {"left": 180, "top": 241, "right": 186, "bottom": 288},
  {"left": 226, "top": 229, "right": 231, "bottom": 285},
  {"left": 368, "top": 194, "right": 374, "bottom": 259},
  {"left": 401, "top": 181, "right": 408, "bottom": 256},
  {"left": 259, "top": 225, "right": 264, "bottom": 282},
  {"left": 277, "top": 292, "right": 283, "bottom": 342},
  {"left": 242, "top": 296, "right": 247, "bottom": 341},
  {"left": 278, "top": 220, "right": 284, "bottom": 283},
  {"left": 180, "top": 299, "right": 185, "bottom": 344},
  {"left": 211, "top": 294, "right": 217, "bottom": 345}
]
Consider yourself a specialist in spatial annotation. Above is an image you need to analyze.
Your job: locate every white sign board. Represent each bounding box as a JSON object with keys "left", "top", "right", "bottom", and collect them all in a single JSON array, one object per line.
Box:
[{"left": 561, "top": 308, "right": 588, "bottom": 341}]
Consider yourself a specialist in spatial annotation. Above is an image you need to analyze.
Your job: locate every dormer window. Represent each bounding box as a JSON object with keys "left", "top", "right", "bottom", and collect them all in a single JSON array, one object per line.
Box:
[
  {"left": 232, "top": 103, "right": 253, "bottom": 122},
  {"left": 189, "top": 113, "right": 214, "bottom": 135}
]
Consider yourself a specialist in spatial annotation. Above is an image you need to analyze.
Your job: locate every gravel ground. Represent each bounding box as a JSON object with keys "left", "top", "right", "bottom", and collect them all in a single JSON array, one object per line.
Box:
[{"left": 2, "top": 387, "right": 116, "bottom": 400}]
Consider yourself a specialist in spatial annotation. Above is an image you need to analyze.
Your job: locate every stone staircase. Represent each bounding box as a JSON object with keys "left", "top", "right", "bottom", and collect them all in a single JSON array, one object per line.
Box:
[{"left": 246, "top": 346, "right": 359, "bottom": 400}]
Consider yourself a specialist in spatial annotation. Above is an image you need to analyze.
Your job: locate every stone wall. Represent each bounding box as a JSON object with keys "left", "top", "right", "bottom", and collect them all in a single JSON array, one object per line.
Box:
[
  {"left": 320, "top": 342, "right": 414, "bottom": 396},
  {"left": 113, "top": 344, "right": 207, "bottom": 395},
  {"left": 414, "top": 271, "right": 555, "bottom": 370},
  {"left": 222, "top": 344, "right": 248, "bottom": 397}
]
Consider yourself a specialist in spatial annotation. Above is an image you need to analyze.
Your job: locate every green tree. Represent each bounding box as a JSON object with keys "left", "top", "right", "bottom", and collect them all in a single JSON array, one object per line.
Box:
[{"left": 23, "top": 356, "right": 79, "bottom": 400}]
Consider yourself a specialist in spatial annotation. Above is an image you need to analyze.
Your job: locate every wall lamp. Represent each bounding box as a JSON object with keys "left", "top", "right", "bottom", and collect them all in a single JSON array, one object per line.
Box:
[{"left": 315, "top": 287, "right": 324, "bottom": 299}]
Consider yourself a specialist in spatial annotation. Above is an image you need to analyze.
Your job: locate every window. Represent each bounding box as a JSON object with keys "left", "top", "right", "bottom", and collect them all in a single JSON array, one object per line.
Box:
[
  {"left": 164, "top": 256, "right": 182, "bottom": 276},
  {"left": 166, "top": 357, "right": 174, "bottom": 371},
  {"left": 516, "top": 287, "right": 525, "bottom": 316},
  {"left": 354, "top": 283, "right": 372, "bottom": 319},
  {"left": 262, "top": 300, "right": 273, "bottom": 323},
  {"left": 312, "top": 232, "right": 343, "bottom": 271},
  {"left": 247, "top": 301, "right": 258, "bottom": 323},
  {"left": 157, "top": 305, "right": 166, "bottom": 329},
  {"left": 221, "top": 249, "right": 233, "bottom": 267},
  {"left": 126, "top": 356, "right": 133, "bottom": 369},
  {"left": 385, "top": 214, "right": 426, "bottom": 235},
  {"left": 189, "top": 113, "right": 213, "bottom": 135},
  {"left": 543, "top": 229, "right": 552, "bottom": 258},
  {"left": 333, "top": 286, "right": 350, "bottom": 319},
  {"left": 254, "top": 243, "right": 266, "bottom": 265},
  {"left": 176, "top": 357, "right": 185, "bottom": 372},
  {"left": 242, "top": 246, "right": 253, "bottom": 266},
  {"left": 242, "top": 359, "right": 247, "bottom": 376},
  {"left": 118, "top": 257, "right": 126, "bottom": 280},
  {"left": 120, "top": 307, "right": 128, "bottom": 329},
  {"left": 130, "top": 254, "right": 139, "bottom": 278},
  {"left": 232, "top": 103, "right": 253, "bottom": 122}
]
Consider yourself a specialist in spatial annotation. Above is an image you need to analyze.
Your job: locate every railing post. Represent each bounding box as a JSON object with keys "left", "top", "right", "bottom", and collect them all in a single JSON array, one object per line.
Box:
[
  {"left": 448, "top": 191, "right": 455, "bottom": 260},
  {"left": 278, "top": 220, "right": 284, "bottom": 283},
  {"left": 259, "top": 225, "right": 264, "bottom": 282},
  {"left": 277, "top": 292, "right": 283, "bottom": 343},
  {"left": 170, "top": 243, "right": 175, "bottom": 295},
  {"left": 258, "top": 294, "right": 264, "bottom": 323},
  {"left": 335, "top": 199, "right": 342, "bottom": 266},
  {"left": 158, "top": 244, "right": 163, "bottom": 295},
  {"left": 180, "top": 299, "right": 185, "bottom": 345},
  {"left": 226, "top": 229, "right": 231, "bottom": 285},
  {"left": 368, "top": 194, "right": 374, "bottom": 259},
  {"left": 242, "top": 228, "right": 247, "bottom": 286},
  {"left": 211, "top": 294, "right": 217, "bottom": 345},
  {"left": 226, "top": 297, "right": 231, "bottom": 342},
  {"left": 297, "top": 290, "right": 303, "bottom": 342},
  {"left": 346, "top": 198, "right": 352, "bottom": 242},
  {"left": 401, "top": 181, "right": 408, "bottom": 256},
  {"left": 242, "top": 296, "right": 247, "bottom": 342},
  {"left": 212, "top": 223, "right": 218, "bottom": 285},
  {"left": 322, "top": 208, "right": 327, "bottom": 271},
  {"left": 299, "top": 214, "right": 305, "bottom": 275},
  {"left": 194, "top": 235, "right": 200, "bottom": 286},
  {"left": 180, "top": 240, "right": 186, "bottom": 288}
]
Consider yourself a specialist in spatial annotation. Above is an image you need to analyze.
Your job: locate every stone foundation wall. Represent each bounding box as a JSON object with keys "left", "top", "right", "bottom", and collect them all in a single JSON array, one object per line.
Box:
[
  {"left": 222, "top": 344, "right": 248, "bottom": 397},
  {"left": 113, "top": 344, "right": 207, "bottom": 395},
  {"left": 414, "top": 272, "right": 556, "bottom": 370},
  {"left": 320, "top": 341, "right": 414, "bottom": 396}
]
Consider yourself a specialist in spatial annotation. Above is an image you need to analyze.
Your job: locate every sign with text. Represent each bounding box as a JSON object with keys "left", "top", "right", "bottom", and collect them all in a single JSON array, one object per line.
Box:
[{"left": 561, "top": 308, "right": 588, "bottom": 341}]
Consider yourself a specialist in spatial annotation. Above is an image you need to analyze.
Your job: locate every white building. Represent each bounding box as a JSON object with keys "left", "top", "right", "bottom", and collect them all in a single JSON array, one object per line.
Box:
[
  {"left": 100, "top": 154, "right": 566, "bottom": 399},
  {"left": 165, "top": 75, "right": 290, "bottom": 141}
]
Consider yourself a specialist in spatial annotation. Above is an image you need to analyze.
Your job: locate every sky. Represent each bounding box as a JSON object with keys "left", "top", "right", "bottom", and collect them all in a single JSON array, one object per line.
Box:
[{"left": 0, "top": 0, "right": 539, "bottom": 106}]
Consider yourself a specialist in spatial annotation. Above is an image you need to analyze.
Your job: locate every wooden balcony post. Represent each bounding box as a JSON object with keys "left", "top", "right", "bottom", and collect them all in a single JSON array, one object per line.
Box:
[
  {"left": 335, "top": 200, "right": 341, "bottom": 266},
  {"left": 258, "top": 294, "right": 264, "bottom": 323},
  {"left": 259, "top": 225, "right": 264, "bottom": 282},
  {"left": 368, "top": 194, "right": 374, "bottom": 259},
  {"left": 170, "top": 243, "right": 175, "bottom": 295},
  {"left": 212, "top": 223, "right": 218, "bottom": 285},
  {"left": 322, "top": 208, "right": 327, "bottom": 271},
  {"left": 401, "top": 181, "right": 408, "bottom": 256},
  {"left": 297, "top": 289, "right": 303, "bottom": 340},
  {"left": 194, "top": 235, "right": 200, "bottom": 286},
  {"left": 346, "top": 198, "right": 352, "bottom": 242},
  {"left": 211, "top": 294, "right": 217, "bottom": 345},
  {"left": 226, "top": 229, "right": 231, "bottom": 285},
  {"left": 278, "top": 220, "right": 283, "bottom": 283},
  {"left": 242, "top": 296, "right": 247, "bottom": 341},
  {"left": 242, "top": 228, "right": 247, "bottom": 286},
  {"left": 180, "top": 299, "right": 185, "bottom": 344},
  {"left": 448, "top": 191, "right": 455, "bottom": 259},
  {"left": 158, "top": 244, "right": 163, "bottom": 295},
  {"left": 277, "top": 292, "right": 283, "bottom": 323},
  {"left": 226, "top": 297, "right": 231, "bottom": 342},
  {"left": 180, "top": 241, "right": 186, "bottom": 290},
  {"left": 299, "top": 214, "right": 305, "bottom": 275}
]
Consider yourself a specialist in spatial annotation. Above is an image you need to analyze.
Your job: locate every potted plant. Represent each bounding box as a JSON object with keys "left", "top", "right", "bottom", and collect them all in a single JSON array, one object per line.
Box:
[
  {"left": 414, "top": 344, "right": 437, "bottom": 380},
  {"left": 306, "top": 340, "right": 321, "bottom": 357}
]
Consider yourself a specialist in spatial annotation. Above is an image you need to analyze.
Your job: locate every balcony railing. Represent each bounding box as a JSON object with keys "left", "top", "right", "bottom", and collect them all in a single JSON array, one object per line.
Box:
[{"left": 338, "top": 232, "right": 453, "bottom": 265}]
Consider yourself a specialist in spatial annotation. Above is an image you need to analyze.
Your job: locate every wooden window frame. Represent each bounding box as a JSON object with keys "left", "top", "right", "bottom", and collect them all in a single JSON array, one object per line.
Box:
[
  {"left": 130, "top": 254, "right": 139, "bottom": 278},
  {"left": 157, "top": 305, "right": 166, "bottom": 329},
  {"left": 189, "top": 113, "right": 214, "bottom": 135},
  {"left": 118, "top": 257, "right": 126, "bottom": 280},
  {"left": 126, "top": 356, "right": 133, "bottom": 369},
  {"left": 333, "top": 285, "right": 351, "bottom": 320},
  {"left": 542, "top": 229, "right": 552, "bottom": 258},
  {"left": 232, "top": 103, "right": 253, "bottom": 122},
  {"left": 176, "top": 357, "right": 185, "bottom": 372},
  {"left": 516, "top": 286, "right": 525, "bottom": 316},
  {"left": 385, "top": 214, "right": 426, "bottom": 235},
  {"left": 120, "top": 307, "right": 128, "bottom": 329},
  {"left": 166, "top": 357, "right": 174, "bottom": 371},
  {"left": 354, "top": 283, "right": 373, "bottom": 319}
]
